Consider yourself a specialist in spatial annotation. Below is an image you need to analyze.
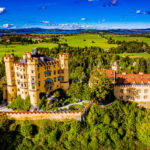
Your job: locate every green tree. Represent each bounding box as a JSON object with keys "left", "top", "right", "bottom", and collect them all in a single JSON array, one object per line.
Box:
[
  {"left": 137, "top": 122, "right": 150, "bottom": 147},
  {"left": 21, "top": 121, "right": 33, "bottom": 138},
  {"left": 68, "top": 82, "right": 83, "bottom": 100},
  {"left": 89, "top": 69, "right": 112, "bottom": 103}
]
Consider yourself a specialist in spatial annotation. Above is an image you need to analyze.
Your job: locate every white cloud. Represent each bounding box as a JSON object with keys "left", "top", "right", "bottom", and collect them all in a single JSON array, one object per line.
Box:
[
  {"left": 0, "top": 24, "right": 16, "bottom": 29},
  {"left": 41, "top": 21, "right": 50, "bottom": 24},
  {"left": 81, "top": 18, "right": 86, "bottom": 21},
  {"left": 111, "top": 0, "right": 117, "bottom": 5},
  {"left": 2, "top": 24, "right": 8, "bottom": 28},
  {"left": 0, "top": 7, "right": 5, "bottom": 13},
  {"left": 88, "top": 0, "right": 94, "bottom": 1},
  {"left": 136, "top": 10, "right": 141, "bottom": 14}
]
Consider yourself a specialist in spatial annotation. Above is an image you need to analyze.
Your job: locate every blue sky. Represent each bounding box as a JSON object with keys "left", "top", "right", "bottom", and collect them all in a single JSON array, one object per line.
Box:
[{"left": 0, "top": 0, "right": 150, "bottom": 29}]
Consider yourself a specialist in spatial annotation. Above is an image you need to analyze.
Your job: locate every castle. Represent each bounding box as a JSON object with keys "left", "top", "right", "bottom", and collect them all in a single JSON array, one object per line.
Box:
[
  {"left": 106, "top": 61, "right": 150, "bottom": 109},
  {"left": 3, "top": 50, "right": 69, "bottom": 105}
]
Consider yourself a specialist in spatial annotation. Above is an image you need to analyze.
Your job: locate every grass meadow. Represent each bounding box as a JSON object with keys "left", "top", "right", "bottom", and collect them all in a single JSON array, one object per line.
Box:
[
  {"left": 0, "top": 43, "right": 58, "bottom": 60},
  {"left": 105, "top": 34, "right": 150, "bottom": 45},
  {"left": 118, "top": 52, "right": 150, "bottom": 58},
  {"left": 59, "top": 33, "right": 118, "bottom": 49}
]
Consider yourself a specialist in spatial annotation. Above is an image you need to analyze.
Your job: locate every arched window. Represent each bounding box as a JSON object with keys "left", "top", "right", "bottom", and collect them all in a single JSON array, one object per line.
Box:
[{"left": 45, "top": 78, "right": 52, "bottom": 83}]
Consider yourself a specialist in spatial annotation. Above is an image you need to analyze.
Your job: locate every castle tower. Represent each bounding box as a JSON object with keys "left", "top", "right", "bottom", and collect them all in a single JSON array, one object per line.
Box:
[
  {"left": 27, "top": 57, "right": 39, "bottom": 106},
  {"left": 59, "top": 53, "right": 69, "bottom": 90},
  {"left": 4, "top": 55, "right": 17, "bottom": 104}
]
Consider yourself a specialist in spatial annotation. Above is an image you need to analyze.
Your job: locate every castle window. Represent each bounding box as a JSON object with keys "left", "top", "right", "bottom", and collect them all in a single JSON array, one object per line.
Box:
[
  {"left": 21, "top": 82, "right": 23, "bottom": 87},
  {"left": 12, "top": 72, "right": 14, "bottom": 77},
  {"left": 54, "top": 70, "right": 56, "bottom": 75},
  {"left": 62, "top": 70, "right": 64, "bottom": 73},
  {"left": 45, "top": 71, "right": 51, "bottom": 77},
  {"left": 58, "top": 70, "right": 60, "bottom": 74},
  {"left": 127, "top": 89, "right": 130, "bottom": 93},
  {"left": 12, "top": 89, "right": 14, "bottom": 92},
  {"left": 18, "top": 89, "right": 20, "bottom": 91},
  {"left": 126, "top": 96, "right": 130, "bottom": 100},
  {"left": 32, "top": 84, "right": 35, "bottom": 89},
  {"left": 120, "top": 89, "right": 123, "bottom": 93},
  {"left": 54, "top": 77, "right": 56, "bottom": 82},
  {"left": 45, "top": 78, "right": 52, "bottom": 83},
  {"left": 38, "top": 73, "right": 40, "bottom": 78},
  {"left": 11, "top": 66, "right": 13, "bottom": 70},
  {"left": 38, "top": 81, "right": 40, "bottom": 86},
  {"left": 17, "top": 73, "right": 19, "bottom": 77},
  {"left": 20, "top": 75, "right": 23, "bottom": 79},
  {"left": 58, "top": 76, "right": 60, "bottom": 81},
  {"left": 32, "top": 77, "right": 35, "bottom": 81},
  {"left": 62, "top": 76, "right": 64, "bottom": 81},
  {"left": 144, "top": 95, "right": 148, "bottom": 99},
  {"left": 17, "top": 80, "right": 20, "bottom": 85},
  {"left": 24, "top": 83, "right": 27, "bottom": 87},
  {"left": 24, "top": 75, "right": 26, "bottom": 79},
  {"left": 32, "top": 70, "right": 34, "bottom": 73}
]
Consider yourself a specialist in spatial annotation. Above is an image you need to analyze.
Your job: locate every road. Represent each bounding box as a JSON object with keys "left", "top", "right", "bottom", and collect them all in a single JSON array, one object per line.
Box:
[{"left": 57, "top": 100, "right": 89, "bottom": 110}]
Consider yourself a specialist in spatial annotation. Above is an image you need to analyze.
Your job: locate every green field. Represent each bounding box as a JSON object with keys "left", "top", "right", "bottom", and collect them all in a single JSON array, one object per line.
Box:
[
  {"left": 59, "top": 33, "right": 118, "bottom": 49},
  {"left": 118, "top": 52, "right": 150, "bottom": 58},
  {"left": 105, "top": 34, "right": 150, "bottom": 45},
  {"left": 1, "top": 33, "right": 150, "bottom": 60},
  {"left": 0, "top": 43, "right": 58, "bottom": 60}
]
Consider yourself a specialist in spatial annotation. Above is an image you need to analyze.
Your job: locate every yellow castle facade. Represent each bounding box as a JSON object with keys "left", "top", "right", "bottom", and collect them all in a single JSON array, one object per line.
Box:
[{"left": 3, "top": 50, "right": 69, "bottom": 105}]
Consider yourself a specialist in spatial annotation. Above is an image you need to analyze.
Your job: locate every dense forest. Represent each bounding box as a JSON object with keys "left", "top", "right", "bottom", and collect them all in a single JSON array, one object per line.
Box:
[{"left": 0, "top": 100, "right": 150, "bottom": 150}]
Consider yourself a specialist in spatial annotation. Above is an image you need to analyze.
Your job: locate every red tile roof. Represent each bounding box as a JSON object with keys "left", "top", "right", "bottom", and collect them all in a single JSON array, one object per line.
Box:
[{"left": 106, "top": 69, "right": 150, "bottom": 84}]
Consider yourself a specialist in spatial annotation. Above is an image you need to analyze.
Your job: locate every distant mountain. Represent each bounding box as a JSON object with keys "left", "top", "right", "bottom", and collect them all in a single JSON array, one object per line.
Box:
[{"left": 1, "top": 28, "right": 150, "bottom": 34}]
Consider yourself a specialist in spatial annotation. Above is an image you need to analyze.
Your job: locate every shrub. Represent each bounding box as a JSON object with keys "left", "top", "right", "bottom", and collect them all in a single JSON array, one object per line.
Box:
[
  {"left": 8, "top": 96, "right": 31, "bottom": 111},
  {"left": 37, "top": 97, "right": 47, "bottom": 110}
]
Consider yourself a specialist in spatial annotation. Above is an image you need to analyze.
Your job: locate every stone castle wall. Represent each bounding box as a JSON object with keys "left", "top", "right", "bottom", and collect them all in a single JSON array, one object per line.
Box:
[{"left": 2, "top": 102, "right": 92, "bottom": 121}]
